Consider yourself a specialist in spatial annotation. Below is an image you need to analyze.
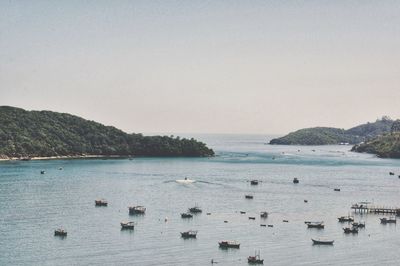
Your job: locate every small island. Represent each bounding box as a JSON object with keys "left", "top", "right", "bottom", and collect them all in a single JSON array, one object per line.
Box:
[
  {"left": 0, "top": 106, "right": 214, "bottom": 160},
  {"left": 269, "top": 117, "right": 394, "bottom": 145}
]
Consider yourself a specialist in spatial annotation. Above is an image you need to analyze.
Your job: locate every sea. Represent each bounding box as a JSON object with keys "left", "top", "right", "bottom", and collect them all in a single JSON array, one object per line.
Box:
[{"left": 1, "top": 134, "right": 400, "bottom": 266}]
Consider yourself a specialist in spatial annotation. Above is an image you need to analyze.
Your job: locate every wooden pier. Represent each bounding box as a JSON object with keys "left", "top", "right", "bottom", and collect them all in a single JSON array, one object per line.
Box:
[{"left": 351, "top": 203, "right": 400, "bottom": 215}]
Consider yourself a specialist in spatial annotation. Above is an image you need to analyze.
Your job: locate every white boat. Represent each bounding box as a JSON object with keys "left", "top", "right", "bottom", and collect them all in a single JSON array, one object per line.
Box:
[{"left": 175, "top": 177, "right": 196, "bottom": 184}]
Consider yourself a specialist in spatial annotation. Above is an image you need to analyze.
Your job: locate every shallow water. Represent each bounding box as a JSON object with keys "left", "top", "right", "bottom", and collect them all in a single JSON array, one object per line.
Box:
[{"left": 1, "top": 134, "right": 400, "bottom": 265}]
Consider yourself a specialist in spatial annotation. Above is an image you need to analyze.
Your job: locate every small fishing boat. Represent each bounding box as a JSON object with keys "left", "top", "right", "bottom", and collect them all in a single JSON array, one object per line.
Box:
[
  {"left": 267, "top": 225, "right": 273, "bottom": 227},
  {"left": 249, "top": 217, "right": 256, "bottom": 220},
  {"left": 40, "top": 170, "right": 46, "bottom": 174},
  {"left": 181, "top": 230, "right": 197, "bottom": 238},
  {"left": 240, "top": 211, "right": 246, "bottom": 214},
  {"left": 245, "top": 195, "right": 254, "bottom": 199},
  {"left": 380, "top": 217, "right": 396, "bottom": 224},
  {"left": 293, "top": 178, "right": 299, "bottom": 184},
  {"left": 218, "top": 240, "right": 240, "bottom": 248},
  {"left": 120, "top": 221, "right": 135, "bottom": 230},
  {"left": 250, "top": 180, "right": 259, "bottom": 185},
  {"left": 343, "top": 227, "right": 358, "bottom": 234},
  {"left": 54, "top": 228, "right": 67, "bottom": 236},
  {"left": 283, "top": 220, "right": 289, "bottom": 223},
  {"left": 338, "top": 216, "right": 354, "bottom": 222},
  {"left": 334, "top": 188, "right": 340, "bottom": 192},
  {"left": 311, "top": 238, "right": 334, "bottom": 245},
  {"left": 188, "top": 206, "right": 202, "bottom": 213},
  {"left": 352, "top": 222, "right": 365, "bottom": 228},
  {"left": 304, "top": 200, "right": 308, "bottom": 203},
  {"left": 260, "top": 212, "right": 268, "bottom": 218},
  {"left": 58, "top": 167, "right": 63, "bottom": 170},
  {"left": 129, "top": 205, "right": 146, "bottom": 215},
  {"left": 176, "top": 177, "right": 196, "bottom": 184},
  {"left": 260, "top": 224, "right": 266, "bottom": 227},
  {"left": 248, "top": 251, "right": 264, "bottom": 264},
  {"left": 181, "top": 213, "right": 193, "bottom": 218},
  {"left": 307, "top": 222, "right": 324, "bottom": 229},
  {"left": 95, "top": 199, "right": 108, "bottom": 206},
  {"left": 389, "top": 172, "right": 395, "bottom": 175}
]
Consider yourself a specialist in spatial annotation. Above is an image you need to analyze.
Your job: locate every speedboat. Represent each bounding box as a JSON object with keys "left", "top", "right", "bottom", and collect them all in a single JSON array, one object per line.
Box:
[{"left": 175, "top": 177, "right": 196, "bottom": 184}]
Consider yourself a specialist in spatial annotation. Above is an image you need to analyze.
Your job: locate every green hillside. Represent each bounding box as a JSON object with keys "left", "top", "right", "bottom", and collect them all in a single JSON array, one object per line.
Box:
[
  {"left": 0, "top": 106, "right": 214, "bottom": 158},
  {"left": 351, "top": 120, "right": 400, "bottom": 158},
  {"left": 269, "top": 117, "right": 393, "bottom": 145}
]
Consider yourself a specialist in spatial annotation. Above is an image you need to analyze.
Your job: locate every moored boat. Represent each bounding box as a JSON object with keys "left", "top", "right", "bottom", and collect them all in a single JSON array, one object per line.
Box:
[
  {"left": 260, "top": 212, "right": 268, "bottom": 218},
  {"left": 54, "top": 228, "right": 67, "bottom": 236},
  {"left": 311, "top": 238, "right": 334, "bottom": 245},
  {"left": 338, "top": 216, "right": 354, "bottom": 222},
  {"left": 188, "top": 206, "right": 202, "bottom": 213},
  {"left": 248, "top": 251, "right": 264, "bottom": 264},
  {"left": 380, "top": 217, "right": 396, "bottom": 224},
  {"left": 219, "top": 240, "right": 240, "bottom": 248},
  {"left": 40, "top": 170, "right": 46, "bottom": 174},
  {"left": 307, "top": 222, "right": 324, "bottom": 229},
  {"left": 129, "top": 205, "right": 146, "bottom": 215},
  {"left": 181, "top": 230, "right": 197, "bottom": 238},
  {"left": 249, "top": 217, "right": 255, "bottom": 220},
  {"left": 181, "top": 212, "right": 193, "bottom": 218},
  {"left": 343, "top": 227, "right": 358, "bottom": 234},
  {"left": 120, "top": 221, "right": 135, "bottom": 230},
  {"left": 245, "top": 195, "right": 254, "bottom": 199},
  {"left": 352, "top": 222, "right": 365, "bottom": 228},
  {"left": 250, "top": 180, "right": 259, "bottom": 185},
  {"left": 95, "top": 199, "right": 108, "bottom": 206},
  {"left": 293, "top": 178, "right": 299, "bottom": 184}
]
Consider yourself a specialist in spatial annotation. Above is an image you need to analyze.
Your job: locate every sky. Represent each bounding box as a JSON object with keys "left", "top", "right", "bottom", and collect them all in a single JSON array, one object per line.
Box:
[{"left": 1, "top": 0, "right": 400, "bottom": 135}]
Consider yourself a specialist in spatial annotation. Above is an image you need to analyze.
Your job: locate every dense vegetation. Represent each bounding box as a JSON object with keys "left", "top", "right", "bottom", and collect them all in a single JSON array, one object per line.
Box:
[
  {"left": 351, "top": 133, "right": 400, "bottom": 158},
  {"left": 0, "top": 106, "right": 214, "bottom": 158},
  {"left": 269, "top": 117, "right": 394, "bottom": 145},
  {"left": 351, "top": 120, "right": 400, "bottom": 158}
]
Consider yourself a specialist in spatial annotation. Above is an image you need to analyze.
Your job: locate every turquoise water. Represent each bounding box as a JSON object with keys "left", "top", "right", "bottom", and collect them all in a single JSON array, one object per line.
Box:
[{"left": 1, "top": 134, "right": 400, "bottom": 266}]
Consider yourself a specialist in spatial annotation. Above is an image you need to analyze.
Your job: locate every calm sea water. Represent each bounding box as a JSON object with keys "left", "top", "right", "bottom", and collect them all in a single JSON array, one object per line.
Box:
[{"left": 1, "top": 134, "right": 400, "bottom": 266}]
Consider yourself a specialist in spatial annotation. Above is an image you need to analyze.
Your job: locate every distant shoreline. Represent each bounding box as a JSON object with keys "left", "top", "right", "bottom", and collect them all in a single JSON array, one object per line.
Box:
[{"left": 0, "top": 155, "right": 131, "bottom": 162}]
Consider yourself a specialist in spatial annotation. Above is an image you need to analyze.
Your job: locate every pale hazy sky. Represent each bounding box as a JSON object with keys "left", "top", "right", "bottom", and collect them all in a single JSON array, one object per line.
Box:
[{"left": 1, "top": 1, "right": 400, "bottom": 134}]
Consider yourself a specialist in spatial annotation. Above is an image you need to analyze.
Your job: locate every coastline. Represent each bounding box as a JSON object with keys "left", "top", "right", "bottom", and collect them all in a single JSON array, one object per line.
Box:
[{"left": 0, "top": 155, "right": 131, "bottom": 162}]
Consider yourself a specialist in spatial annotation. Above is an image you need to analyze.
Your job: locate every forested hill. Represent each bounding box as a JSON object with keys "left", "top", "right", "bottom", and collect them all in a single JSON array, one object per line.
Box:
[
  {"left": 351, "top": 120, "right": 400, "bottom": 158},
  {"left": 269, "top": 117, "right": 394, "bottom": 145},
  {"left": 0, "top": 106, "right": 214, "bottom": 159}
]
